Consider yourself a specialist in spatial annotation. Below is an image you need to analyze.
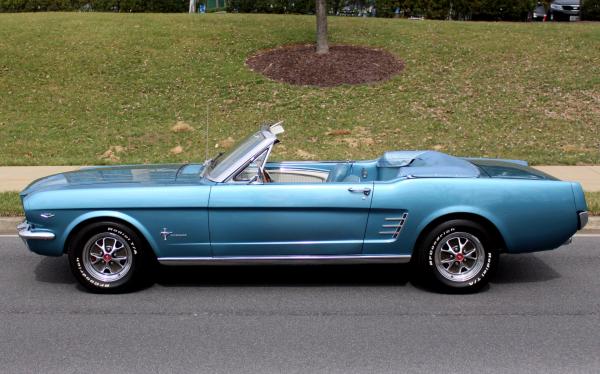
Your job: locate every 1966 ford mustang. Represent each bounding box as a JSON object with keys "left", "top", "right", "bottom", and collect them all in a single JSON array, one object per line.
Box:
[{"left": 18, "top": 123, "right": 588, "bottom": 293}]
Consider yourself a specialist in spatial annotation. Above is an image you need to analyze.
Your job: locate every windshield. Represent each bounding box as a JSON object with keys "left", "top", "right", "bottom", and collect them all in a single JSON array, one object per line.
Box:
[{"left": 207, "top": 131, "right": 267, "bottom": 180}]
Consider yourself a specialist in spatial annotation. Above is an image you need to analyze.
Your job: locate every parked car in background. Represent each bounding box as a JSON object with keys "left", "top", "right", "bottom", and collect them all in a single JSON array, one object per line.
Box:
[
  {"left": 548, "top": 0, "right": 581, "bottom": 21},
  {"left": 531, "top": 2, "right": 547, "bottom": 20}
]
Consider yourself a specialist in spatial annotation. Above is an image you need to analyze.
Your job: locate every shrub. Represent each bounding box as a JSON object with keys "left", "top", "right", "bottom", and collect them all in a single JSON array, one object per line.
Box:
[
  {"left": 373, "top": 0, "right": 534, "bottom": 20},
  {"left": 0, "top": 0, "right": 187, "bottom": 12},
  {"left": 582, "top": 0, "right": 600, "bottom": 20}
]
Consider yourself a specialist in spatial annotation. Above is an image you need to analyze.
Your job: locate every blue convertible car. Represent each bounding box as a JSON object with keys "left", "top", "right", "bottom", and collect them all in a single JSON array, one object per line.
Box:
[{"left": 18, "top": 123, "right": 588, "bottom": 293}]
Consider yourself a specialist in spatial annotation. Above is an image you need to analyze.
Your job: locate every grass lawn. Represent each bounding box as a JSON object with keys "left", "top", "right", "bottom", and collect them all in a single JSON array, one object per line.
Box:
[
  {"left": 1, "top": 191, "right": 598, "bottom": 217},
  {"left": 587, "top": 192, "right": 600, "bottom": 216},
  {"left": 0, "top": 13, "right": 599, "bottom": 166},
  {"left": 0, "top": 192, "right": 22, "bottom": 217}
]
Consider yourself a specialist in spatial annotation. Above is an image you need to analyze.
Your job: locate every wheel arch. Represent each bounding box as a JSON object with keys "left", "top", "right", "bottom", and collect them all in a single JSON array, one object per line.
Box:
[
  {"left": 61, "top": 211, "right": 159, "bottom": 258},
  {"left": 413, "top": 212, "right": 507, "bottom": 254}
]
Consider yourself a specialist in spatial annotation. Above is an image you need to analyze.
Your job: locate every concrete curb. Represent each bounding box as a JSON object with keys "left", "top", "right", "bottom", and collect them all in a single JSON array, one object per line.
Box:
[{"left": 1, "top": 216, "right": 599, "bottom": 235}]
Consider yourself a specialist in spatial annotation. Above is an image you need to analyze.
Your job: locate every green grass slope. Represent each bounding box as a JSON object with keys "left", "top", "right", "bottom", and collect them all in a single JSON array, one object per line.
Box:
[{"left": 0, "top": 13, "right": 599, "bottom": 165}]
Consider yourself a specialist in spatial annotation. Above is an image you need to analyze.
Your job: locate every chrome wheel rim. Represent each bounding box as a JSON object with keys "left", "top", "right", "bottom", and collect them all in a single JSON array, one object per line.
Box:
[
  {"left": 434, "top": 232, "right": 485, "bottom": 283},
  {"left": 82, "top": 233, "right": 133, "bottom": 283}
]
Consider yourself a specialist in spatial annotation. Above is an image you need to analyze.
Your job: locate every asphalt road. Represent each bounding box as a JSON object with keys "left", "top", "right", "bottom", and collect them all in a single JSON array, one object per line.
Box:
[{"left": 0, "top": 236, "right": 599, "bottom": 374}]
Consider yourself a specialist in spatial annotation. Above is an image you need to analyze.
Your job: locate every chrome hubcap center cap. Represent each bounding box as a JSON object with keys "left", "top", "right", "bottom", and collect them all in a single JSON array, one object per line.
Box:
[
  {"left": 103, "top": 254, "right": 112, "bottom": 263},
  {"left": 455, "top": 253, "right": 464, "bottom": 262}
]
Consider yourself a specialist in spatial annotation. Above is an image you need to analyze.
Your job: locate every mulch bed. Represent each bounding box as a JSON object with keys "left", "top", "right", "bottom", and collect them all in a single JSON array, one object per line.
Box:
[{"left": 246, "top": 44, "right": 404, "bottom": 87}]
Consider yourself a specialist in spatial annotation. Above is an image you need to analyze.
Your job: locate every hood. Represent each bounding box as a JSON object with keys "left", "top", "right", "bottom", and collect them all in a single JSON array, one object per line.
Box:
[
  {"left": 466, "top": 159, "right": 558, "bottom": 180},
  {"left": 20, "top": 164, "right": 205, "bottom": 196}
]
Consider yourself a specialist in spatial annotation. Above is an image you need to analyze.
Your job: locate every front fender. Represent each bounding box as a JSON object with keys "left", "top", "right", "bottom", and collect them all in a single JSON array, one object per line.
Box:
[{"left": 60, "top": 210, "right": 159, "bottom": 256}]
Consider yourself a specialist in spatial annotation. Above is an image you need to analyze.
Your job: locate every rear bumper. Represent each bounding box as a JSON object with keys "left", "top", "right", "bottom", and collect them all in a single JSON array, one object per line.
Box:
[
  {"left": 563, "top": 211, "right": 589, "bottom": 246},
  {"left": 17, "top": 221, "right": 56, "bottom": 241},
  {"left": 578, "top": 211, "right": 588, "bottom": 230}
]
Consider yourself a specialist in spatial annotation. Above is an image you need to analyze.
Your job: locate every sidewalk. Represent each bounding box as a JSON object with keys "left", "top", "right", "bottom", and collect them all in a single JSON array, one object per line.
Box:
[
  {"left": 1, "top": 165, "right": 599, "bottom": 192},
  {"left": 535, "top": 166, "right": 600, "bottom": 192},
  {"left": 0, "top": 166, "right": 81, "bottom": 192}
]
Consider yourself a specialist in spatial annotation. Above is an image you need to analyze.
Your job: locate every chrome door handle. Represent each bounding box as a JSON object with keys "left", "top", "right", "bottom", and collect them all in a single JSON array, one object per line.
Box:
[{"left": 348, "top": 187, "right": 372, "bottom": 196}]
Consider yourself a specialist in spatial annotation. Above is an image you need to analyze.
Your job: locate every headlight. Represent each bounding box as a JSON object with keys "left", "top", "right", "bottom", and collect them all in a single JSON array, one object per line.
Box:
[{"left": 550, "top": 3, "right": 562, "bottom": 10}]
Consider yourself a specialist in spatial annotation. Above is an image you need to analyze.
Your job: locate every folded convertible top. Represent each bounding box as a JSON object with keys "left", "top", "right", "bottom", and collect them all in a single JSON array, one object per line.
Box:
[{"left": 377, "top": 151, "right": 481, "bottom": 178}]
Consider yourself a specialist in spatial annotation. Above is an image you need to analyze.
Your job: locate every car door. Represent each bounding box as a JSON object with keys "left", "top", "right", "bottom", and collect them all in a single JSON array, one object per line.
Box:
[{"left": 208, "top": 181, "right": 373, "bottom": 256}]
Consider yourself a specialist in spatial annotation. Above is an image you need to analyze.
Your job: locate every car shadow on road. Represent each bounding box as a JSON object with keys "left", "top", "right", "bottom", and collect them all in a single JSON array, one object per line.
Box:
[
  {"left": 155, "top": 264, "right": 413, "bottom": 288},
  {"left": 491, "top": 254, "right": 560, "bottom": 284},
  {"left": 31, "top": 253, "right": 562, "bottom": 289},
  {"left": 156, "top": 254, "right": 561, "bottom": 288},
  {"left": 34, "top": 256, "right": 76, "bottom": 285}
]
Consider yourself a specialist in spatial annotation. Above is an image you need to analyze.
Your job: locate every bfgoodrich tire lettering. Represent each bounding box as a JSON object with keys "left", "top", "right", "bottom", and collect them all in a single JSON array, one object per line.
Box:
[
  {"left": 67, "top": 221, "right": 151, "bottom": 293},
  {"left": 416, "top": 219, "right": 498, "bottom": 293}
]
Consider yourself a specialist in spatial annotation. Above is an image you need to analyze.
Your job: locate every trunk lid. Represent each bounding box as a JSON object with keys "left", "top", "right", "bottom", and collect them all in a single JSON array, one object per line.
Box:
[{"left": 465, "top": 158, "right": 558, "bottom": 180}]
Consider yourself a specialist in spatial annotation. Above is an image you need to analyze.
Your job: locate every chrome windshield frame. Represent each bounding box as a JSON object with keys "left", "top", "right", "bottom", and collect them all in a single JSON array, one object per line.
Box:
[{"left": 205, "top": 124, "right": 282, "bottom": 183}]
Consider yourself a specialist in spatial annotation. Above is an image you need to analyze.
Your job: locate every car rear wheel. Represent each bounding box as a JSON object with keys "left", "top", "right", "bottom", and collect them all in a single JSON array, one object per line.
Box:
[
  {"left": 415, "top": 219, "right": 498, "bottom": 293},
  {"left": 67, "top": 221, "right": 152, "bottom": 293}
]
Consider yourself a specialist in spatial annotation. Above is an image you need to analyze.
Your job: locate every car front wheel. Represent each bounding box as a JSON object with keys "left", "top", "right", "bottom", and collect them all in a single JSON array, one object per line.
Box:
[
  {"left": 67, "top": 221, "right": 152, "bottom": 293},
  {"left": 415, "top": 219, "right": 498, "bottom": 293}
]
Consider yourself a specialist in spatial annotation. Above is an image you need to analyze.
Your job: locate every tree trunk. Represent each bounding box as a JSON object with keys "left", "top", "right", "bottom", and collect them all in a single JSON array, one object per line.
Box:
[{"left": 316, "top": 0, "right": 329, "bottom": 54}]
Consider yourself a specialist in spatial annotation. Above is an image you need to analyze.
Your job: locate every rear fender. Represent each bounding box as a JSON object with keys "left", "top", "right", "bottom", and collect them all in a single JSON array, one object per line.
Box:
[{"left": 415, "top": 206, "right": 511, "bottom": 249}]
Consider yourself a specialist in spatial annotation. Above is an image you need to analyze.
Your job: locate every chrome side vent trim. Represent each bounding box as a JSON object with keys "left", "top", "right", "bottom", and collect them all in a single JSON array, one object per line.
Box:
[{"left": 378, "top": 213, "right": 409, "bottom": 239}]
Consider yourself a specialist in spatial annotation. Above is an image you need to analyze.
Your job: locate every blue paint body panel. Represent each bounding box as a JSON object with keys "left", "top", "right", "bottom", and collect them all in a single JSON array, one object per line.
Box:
[
  {"left": 19, "top": 152, "right": 587, "bottom": 261},
  {"left": 209, "top": 182, "right": 373, "bottom": 255},
  {"left": 364, "top": 178, "right": 578, "bottom": 255}
]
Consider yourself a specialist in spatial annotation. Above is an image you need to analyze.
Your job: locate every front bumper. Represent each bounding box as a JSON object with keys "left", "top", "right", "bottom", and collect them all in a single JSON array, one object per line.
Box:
[
  {"left": 17, "top": 221, "right": 55, "bottom": 241},
  {"left": 549, "top": 8, "right": 581, "bottom": 21}
]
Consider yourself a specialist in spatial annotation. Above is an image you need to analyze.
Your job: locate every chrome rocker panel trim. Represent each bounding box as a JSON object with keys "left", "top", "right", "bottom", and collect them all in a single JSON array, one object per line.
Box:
[
  {"left": 17, "top": 221, "right": 55, "bottom": 241},
  {"left": 158, "top": 254, "right": 412, "bottom": 266}
]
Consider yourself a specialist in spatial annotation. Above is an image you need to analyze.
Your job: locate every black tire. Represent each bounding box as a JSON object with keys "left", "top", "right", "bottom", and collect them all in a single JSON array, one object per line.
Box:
[
  {"left": 67, "top": 221, "right": 153, "bottom": 293},
  {"left": 414, "top": 219, "right": 499, "bottom": 293}
]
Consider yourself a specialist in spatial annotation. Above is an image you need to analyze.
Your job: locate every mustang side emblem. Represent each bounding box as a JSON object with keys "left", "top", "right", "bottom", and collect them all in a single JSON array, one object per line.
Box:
[
  {"left": 160, "top": 228, "right": 172, "bottom": 240},
  {"left": 160, "top": 227, "right": 187, "bottom": 241}
]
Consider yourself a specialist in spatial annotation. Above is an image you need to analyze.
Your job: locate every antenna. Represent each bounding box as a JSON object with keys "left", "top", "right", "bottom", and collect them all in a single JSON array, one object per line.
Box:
[{"left": 205, "top": 104, "right": 209, "bottom": 161}]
